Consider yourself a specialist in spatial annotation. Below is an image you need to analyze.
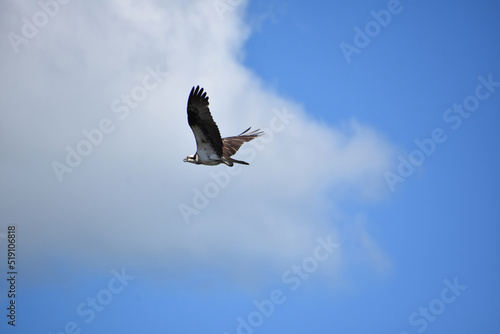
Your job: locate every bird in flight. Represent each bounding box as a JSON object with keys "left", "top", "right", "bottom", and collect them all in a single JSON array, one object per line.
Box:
[{"left": 184, "top": 86, "right": 263, "bottom": 166}]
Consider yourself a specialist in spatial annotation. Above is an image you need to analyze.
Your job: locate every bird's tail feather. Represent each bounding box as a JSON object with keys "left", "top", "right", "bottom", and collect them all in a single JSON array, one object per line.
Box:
[{"left": 223, "top": 157, "right": 249, "bottom": 166}]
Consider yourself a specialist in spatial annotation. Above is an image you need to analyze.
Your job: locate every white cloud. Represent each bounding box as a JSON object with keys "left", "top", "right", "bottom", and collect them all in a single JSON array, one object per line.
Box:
[{"left": 0, "top": 0, "right": 396, "bottom": 288}]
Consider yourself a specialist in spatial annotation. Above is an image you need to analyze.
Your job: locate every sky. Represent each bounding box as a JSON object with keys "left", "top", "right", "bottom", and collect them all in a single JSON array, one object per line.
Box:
[{"left": 0, "top": 0, "right": 499, "bottom": 333}]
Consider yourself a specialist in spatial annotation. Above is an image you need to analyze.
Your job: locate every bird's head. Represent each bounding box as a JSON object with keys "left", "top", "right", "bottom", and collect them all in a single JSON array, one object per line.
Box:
[{"left": 183, "top": 154, "right": 198, "bottom": 164}]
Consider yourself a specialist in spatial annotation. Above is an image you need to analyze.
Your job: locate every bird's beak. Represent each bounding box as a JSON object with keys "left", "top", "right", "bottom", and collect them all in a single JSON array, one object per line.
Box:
[{"left": 183, "top": 158, "right": 187, "bottom": 162}]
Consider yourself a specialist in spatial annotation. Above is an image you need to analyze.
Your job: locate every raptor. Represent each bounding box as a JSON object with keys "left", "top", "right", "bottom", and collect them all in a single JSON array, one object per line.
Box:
[{"left": 184, "top": 86, "right": 263, "bottom": 166}]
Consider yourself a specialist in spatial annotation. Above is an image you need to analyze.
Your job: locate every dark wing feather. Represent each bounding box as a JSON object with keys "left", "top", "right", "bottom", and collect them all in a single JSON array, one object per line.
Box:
[
  {"left": 187, "top": 86, "right": 223, "bottom": 156},
  {"left": 222, "top": 128, "right": 263, "bottom": 158}
]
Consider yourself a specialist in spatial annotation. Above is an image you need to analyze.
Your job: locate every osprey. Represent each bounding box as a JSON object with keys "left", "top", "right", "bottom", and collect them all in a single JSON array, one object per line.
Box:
[{"left": 184, "top": 85, "right": 263, "bottom": 166}]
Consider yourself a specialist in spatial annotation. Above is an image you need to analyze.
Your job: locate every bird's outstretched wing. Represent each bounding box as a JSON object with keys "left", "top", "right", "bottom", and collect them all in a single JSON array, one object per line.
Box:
[
  {"left": 222, "top": 128, "right": 263, "bottom": 158},
  {"left": 187, "top": 86, "right": 223, "bottom": 157}
]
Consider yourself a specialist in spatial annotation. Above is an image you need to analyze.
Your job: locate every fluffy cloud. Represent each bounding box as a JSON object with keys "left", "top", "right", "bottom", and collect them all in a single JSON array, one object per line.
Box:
[{"left": 0, "top": 0, "right": 396, "bottom": 287}]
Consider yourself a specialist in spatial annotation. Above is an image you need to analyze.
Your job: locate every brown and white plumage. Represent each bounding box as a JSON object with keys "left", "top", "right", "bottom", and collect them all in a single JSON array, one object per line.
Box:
[{"left": 183, "top": 86, "right": 263, "bottom": 166}]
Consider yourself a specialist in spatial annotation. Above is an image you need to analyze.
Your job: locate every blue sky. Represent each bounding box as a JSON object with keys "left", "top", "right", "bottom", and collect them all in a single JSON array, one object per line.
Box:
[{"left": 1, "top": 0, "right": 499, "bottom": 333}]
